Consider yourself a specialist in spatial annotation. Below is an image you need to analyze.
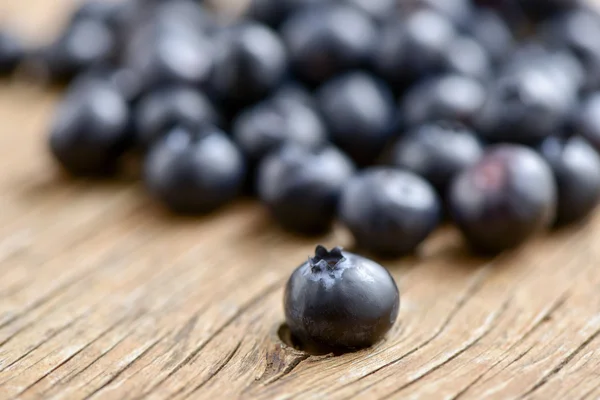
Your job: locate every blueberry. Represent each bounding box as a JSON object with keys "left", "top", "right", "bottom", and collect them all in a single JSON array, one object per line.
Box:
[
  {"left": 210, "top": 22, "right": 287, "bottom": 110},
  {"left": 284, "top": 245, "right": 399, "bottom": 351},
  {"left": 577, "top": 93, "right": 600, "bottom": 153},
  {"left": 257, "top": 144, "right": 355, "bottom": 235},
  {"left": 37, "top": 18, "right": 118, "bottom": 82},
  {"left": 541, "top": 8, "right": 600, "bottom": 90},
  {"left": 317, "top": 72, "right": 395, "bottom": 166},
  {"left": 246, "top": 0, "right": 322, "bottom": 28},
  {"left": 442, "top": 35, "right": 491, "bottom": 80},
  {"left": 518, "top": 0, "right": 579, "bottom": 22},
  {"left": 400, "top": 74, "right": 487, "bottom": 129},
  {"left": 74, "top": 66, "right": 144, "bottom": 104},
  {"left": 373, "top": 9, "right": 456, "bottom": 89},
  {"left": 475, "top": 69, "right": 575, "bottom": 144},
  {"left": 399, "top": 0, "right": 473, "bottom": 29},
  {"left": 281, "top": 3, "right": 377, "bottom": 87},
  {"left": 0, "top": 30, "right": 24, "bottom": 75},
  {"left": 345, "top": 0, "right": 397, "bottom": 23},
  {"left": 391, "top": 122, "right": 484, "bottom": 194},
  {"left": 538, "top": 136, "right": 600, "bottom": 226},
  {"left": 124, "top": 23, "right": 214, "bottom": 90},
  {"left": 465, "top": 9, "right": 515, "bottom": 63},
  {"left": 339, "top": 167, "right": 441, "bottom": 257},
  {"left": 49, "top": 80, "right": 131, "bottom": 176},
  {"left": 233, "top": 96, "right": 327, "bottom": 166},
  {"left": 134, "top": 86, "right": 218, "bottom": 149},
  {"left": 449, "top": 145, "right": 557, "bottom": 254},
  {"left": 144, "top": 126, "right": 246, "bottom": 214}
]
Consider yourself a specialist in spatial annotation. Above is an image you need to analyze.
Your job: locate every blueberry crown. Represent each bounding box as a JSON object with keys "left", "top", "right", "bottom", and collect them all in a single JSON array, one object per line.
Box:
[{"left": 309, "top": 245, "right": 346, "bottom": 272}]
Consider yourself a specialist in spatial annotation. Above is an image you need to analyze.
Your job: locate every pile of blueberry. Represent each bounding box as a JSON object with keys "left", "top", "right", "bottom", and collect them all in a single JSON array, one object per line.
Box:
[{"left": 3, "top": 0, "right": 600, "bottom": 259}]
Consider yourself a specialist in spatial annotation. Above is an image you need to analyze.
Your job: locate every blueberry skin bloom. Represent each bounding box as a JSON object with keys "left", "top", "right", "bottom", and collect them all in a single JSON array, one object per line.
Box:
[
  {"left": 317, "top": 72, "right": 395, "bottom": 166},
  {"left": 257, "top": 144, "right": 355, "bottom": 235},
  {"left": 338, "top": 167, "right": 442, "bottom": 257},
  {"left": 285, "top": 246, "right": 399, "bottom": 351},
  {"left": 449, "top": 145, "right": 557, "bottom": 254},
  {"left": 144, "top": 127, "right": 246, "bottom": 214},
  {"left": 49, "top": 81, "right": 131, "bottom": 176},
  {"left": 538, "top": 136, "right": 600, "bottom": 226}
]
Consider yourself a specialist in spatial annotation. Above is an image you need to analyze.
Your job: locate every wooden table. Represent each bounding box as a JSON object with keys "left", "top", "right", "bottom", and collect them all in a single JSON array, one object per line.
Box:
[{"left": 2, "top": 1, "right": 600, "bottom": 399}]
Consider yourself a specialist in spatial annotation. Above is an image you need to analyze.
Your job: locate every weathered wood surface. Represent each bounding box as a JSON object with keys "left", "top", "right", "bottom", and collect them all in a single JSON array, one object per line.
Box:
[{"left": 1, "top": 1, "right": 600, "bottom": 399}]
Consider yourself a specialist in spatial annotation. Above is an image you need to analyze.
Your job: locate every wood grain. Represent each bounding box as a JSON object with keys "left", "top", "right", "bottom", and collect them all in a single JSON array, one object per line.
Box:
[{"left": 1, "top": 1, "right": 600, "bottom": 399}]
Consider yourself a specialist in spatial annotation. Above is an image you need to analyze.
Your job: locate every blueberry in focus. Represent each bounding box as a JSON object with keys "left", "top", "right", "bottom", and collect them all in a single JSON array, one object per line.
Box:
[
  {"left": 0, "top": 30, "right": 24, "bottom": 75},
  {"left": 449, "top": 145, "right": 557, "bottom": 254},
  {"left": 338, "top": 167, "right": 441, "bottom": 257},
  {"left": 49, "top": 80, "right": 131, "bottom": 176},
  {"left": 281, "top": 3, "right": 377, "bottom": 87},
  {"left": 373, "top": 9, "right": 456, "bottom": 90},
  {"left": 400, "top": 74, "right": 487, "bottom": 129},
  {"left": 134, "top": 86, "right": 219, "bottom": 149},
  {"left": 210, "top": 22, "right": 287, "bottom": 111},
  {"left": 390, "top": 122, "right": 484, "bottom": 194},
  {"left": 233, "top": 96, "right": 327, "bottom": 166},
  {"left": 257, "top": 144, "right": 355, "bottom": 235},
  {"left": 317, "top": 72, "right": 395, "bottom": 166},
  {"left": 285, "top": 245, "right": 399, "bottom": 352},
  {"left": 538, "top": 136, "right": 600, "bottom": 226},
  {"left": 144, "top": 126, "right": 246, "bottom": 214}
]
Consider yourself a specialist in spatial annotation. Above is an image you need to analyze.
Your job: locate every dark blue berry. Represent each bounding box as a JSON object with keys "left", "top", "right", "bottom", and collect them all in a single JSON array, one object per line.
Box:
[
  {"left": 49, "top": 80, "right": 131, "bottom": 176},
  {"left": 134, "top": 86, "right": 218, "bottom": 149},
  {"left": 391, "top": 122, "right": 484, "bottom": 194},
  {"left": 144, "top": 126, "right": 246, "bottom": 214},
  {"left": 449, "top": 145, "right": 557, "bottom": 254},
  {"left": 400, "top": 74, "right": 487, "bottom": 129},
  {"left": 577, "top": 93, "right": 600, "bottom": 153},
  {"left": 285, "top": 245, "right": 399, "bottom": 352},
  {"left": 338, "top": 167, "right": 441, "bottom": 257},
  {"left": 475, "top": 68, "right": 575, "bottom": 144},
  {"left": 281, "top": 3, "right": 377, "bottom": 87},
  {"left": 538, "top": 136, "right": 600, "bottom": 226},
  {"left": 257, "top": 144, "right": 355, "bottom": 235},
  {"left": 246, "top": 0, "right": 322, "bottom": 28},
  {"left": 317, "top": 72, "right": 395, "bottom": 166},
  {"left": 232, "top": 96, "right": 327, "bottom": 166},
  {"left": 373, "top": 9, "right": 456, "bottom": 90},
  {"left": 210, "top": 22, "right": 287, "bottom": 110}
]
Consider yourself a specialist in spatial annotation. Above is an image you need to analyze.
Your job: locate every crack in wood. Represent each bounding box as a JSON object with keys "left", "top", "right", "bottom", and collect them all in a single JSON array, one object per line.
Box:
[
  {"left": 449, "top": 292, "right": 570, "bottom": 399},
  {"left": 82, "top": 335, "right": 166, "bottom": 400},
  {"left": 136, "top": 279, "right": 284, "bottom": 398},
  {"left": 9, "top": 314, "right": 132, "bottom": 399},
  {"left": 518, "top": 326, "right": 600, "bottom": 399},
  {"left": 180, "top": 340, "right": 243, "bottom": 399},
  {"left": 378, "top": 298, "right": 511, "bottom": 399}
]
